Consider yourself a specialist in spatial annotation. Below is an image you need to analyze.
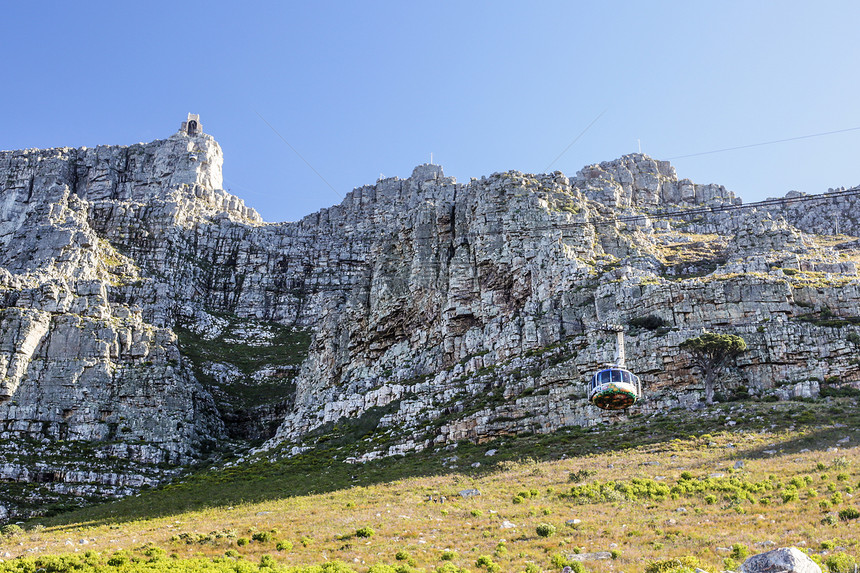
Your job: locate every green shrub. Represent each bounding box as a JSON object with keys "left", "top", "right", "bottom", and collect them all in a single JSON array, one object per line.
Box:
[
  {"left": 549, "top": 554, "right": 584, "bottom": 572},
  {"left": 369, "top": 565, "right": 398, "bottom": 573},
  {"left": 0, "top": 524, "right": 23, "bottom": 537},
  {"left": 440, "top": 550, "right": 458, "bottom": 561},
  {"left": 644, "top": 556, "right": 701, "bottom": 573},
  {"left": 536, "top": 523, "right": 556, "bottom": 538},
  {"left": 724, "top": 557, "right": 740, "bottom": 571},
  {"left": 512, "top": 495, "right": 525, "bottom": 504},
  {"left": 824, "top": 553, "right": 856, "bottom": 573},
  {"left": 142, "top": 546, "right": 166, "bottom": 562},
  {"left": 730, "top": 543, "right": 750, "bottom": 560},
  {"left": 252, "top": 531, "right": 275, "bottom": 543},
  {"left": 356, "top": 526, "right": 375, "bottom": 538},
  {"left": 107, "top": 551, "right": 131, "bottom": 566},
  {"left": 470, "top": 509, "right": 484, "bottom": 517},
  {"left": 260, "top": 555, "right": 276, "bottom": 568},
  {"left": 831, "top": 456, "right": 851, "bottom": 469},
  {"left": 224, "top": 549, "right": 240, "bottom": 558},
  {"left": 821, "top": 541, "right": 836, "bottom": 550},
  {"left": 476, "top": 555, "right": 500, "bottom": 572},
  {"left": 435, "top": 563, "right": 467, "bottom": 573},
  {"left": 276, "top": 540, "right": 293, "bottom": 551},
  {"left": 236, "top": 537, "right": 249, "bottom": 546},
  {"left": 396, "top": 551, "right": 411, "bottom": 561},
  {"left": 704, "top": 494, "right": 717, "bottom": 504},
  {"left": 838, "top": 507, "right": 860, "bottom": 521}
]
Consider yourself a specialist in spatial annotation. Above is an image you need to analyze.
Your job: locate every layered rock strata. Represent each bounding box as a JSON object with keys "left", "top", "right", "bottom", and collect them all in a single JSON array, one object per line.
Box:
[{"left": 1, "top": 123, "right": 859, "bottom": 521}]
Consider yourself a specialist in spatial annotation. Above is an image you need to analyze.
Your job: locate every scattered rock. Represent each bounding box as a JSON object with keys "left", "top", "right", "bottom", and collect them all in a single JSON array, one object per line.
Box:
[
  {"left": 500, "top": 520, "right": 516, "bottom": 529},
  {"left": 569, "top": 552, "right": 613, "bottom": 561},
  {"left": 459, "top": 489, "right": 481, "bottom": 498},
  {"left": 738, "top": 547, "right": 821, "bottom": 573}
]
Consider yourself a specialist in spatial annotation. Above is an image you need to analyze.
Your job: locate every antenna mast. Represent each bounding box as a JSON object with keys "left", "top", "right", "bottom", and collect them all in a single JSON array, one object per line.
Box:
[{"left": 614, "top": 330, "right": 626, "bottom": 368}]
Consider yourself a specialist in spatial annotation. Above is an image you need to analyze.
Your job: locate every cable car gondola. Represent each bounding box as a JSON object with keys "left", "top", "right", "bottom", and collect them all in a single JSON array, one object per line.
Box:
[{"left": 587, "top": 326, "right": 642, "bottom": 410}]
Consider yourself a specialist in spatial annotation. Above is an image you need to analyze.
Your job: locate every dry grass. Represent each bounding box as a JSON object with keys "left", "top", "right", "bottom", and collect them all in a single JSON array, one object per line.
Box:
[{"left": 2, "top": 411, "right": 859, "bottom": 573}]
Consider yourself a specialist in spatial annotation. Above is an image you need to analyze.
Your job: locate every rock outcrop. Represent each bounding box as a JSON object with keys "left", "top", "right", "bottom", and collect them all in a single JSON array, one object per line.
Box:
[
  {"left": 739, "top": 547, "right": 822, "bottom": 573},
  {"left": 1, "top": 119, "right": 859, "bottom": 520}
]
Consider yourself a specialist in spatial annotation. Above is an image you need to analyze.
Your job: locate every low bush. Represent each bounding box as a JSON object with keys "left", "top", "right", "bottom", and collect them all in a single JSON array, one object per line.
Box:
[
  {"left": 475, "top": 555, "right": 499, "bottom": 572},
  {"left": 0, "top": 524, "right": 23, "bottom": 537},
  {"left": 824, "top": 553, "right": 856, "bottom": 573},
  {"left": 252, "top": 531, "right": 275, "bottom": 543},
  {"left": 535, "top": 523, "right": 556, "bottom": 538},
  {"left": 730, "top": 543, "right": 750, "bottom": 560},
  {"left": 645, "top": 556, "right": 701, "bottom": 573}
]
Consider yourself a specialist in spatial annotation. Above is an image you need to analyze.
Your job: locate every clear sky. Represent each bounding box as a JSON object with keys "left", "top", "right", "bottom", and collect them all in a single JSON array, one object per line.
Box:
[{"left": 3, "top": 1, "right": 860, "bottom": 222}]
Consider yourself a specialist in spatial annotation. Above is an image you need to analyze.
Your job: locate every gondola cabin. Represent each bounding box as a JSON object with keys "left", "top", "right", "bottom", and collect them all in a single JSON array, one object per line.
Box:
[{"left": 588, "top": 367, "right": 641, "bottom": 410}]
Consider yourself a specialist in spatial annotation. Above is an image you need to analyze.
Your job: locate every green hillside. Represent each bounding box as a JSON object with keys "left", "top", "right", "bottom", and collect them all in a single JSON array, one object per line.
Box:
[{"left": 1, "top": 399, "right": 859, "bottom": 573}]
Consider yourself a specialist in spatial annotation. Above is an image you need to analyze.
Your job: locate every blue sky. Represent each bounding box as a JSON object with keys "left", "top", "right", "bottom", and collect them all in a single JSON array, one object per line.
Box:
[{"left": 3, "top": 1, "right": 860, "bottom": 222}]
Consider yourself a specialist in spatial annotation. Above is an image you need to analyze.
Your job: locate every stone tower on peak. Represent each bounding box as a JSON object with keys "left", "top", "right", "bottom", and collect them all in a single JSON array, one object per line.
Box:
[{"left": 179, "top": 113, "right": 202, "bottom": 136}]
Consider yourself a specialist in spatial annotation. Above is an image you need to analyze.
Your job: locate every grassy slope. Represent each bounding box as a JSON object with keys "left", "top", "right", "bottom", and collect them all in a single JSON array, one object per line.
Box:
[{"left": 1, "top": 400, "right": 859, "bottom": 573}]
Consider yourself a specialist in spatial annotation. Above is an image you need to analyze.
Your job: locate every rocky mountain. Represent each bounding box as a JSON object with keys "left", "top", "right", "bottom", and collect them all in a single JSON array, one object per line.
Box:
[{"left": 1, "top": 117, "right": 859, "bottom": 521}]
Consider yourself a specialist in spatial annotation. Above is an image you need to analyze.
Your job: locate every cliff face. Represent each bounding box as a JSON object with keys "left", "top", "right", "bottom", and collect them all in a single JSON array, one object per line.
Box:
[{"left": 1, "top": 122, "right": 859, "bottom": 520}]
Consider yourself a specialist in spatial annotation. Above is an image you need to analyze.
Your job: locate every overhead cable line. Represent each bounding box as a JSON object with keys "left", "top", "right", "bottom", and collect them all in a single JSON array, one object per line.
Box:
[
  {"left": 543, "top": 109, "right": 607, "bottom": 172},
  {"left": 667, "top": 125, "right": 860, "bottom": 160},
  {"left": 254, "top": 110, "right": 343, "bottom": 199}
]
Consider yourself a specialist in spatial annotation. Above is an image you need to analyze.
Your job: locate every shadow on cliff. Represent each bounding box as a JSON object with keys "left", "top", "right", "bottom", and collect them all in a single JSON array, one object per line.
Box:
[{"left": 37, "top": 397, "right": 860, "bottom": 529}]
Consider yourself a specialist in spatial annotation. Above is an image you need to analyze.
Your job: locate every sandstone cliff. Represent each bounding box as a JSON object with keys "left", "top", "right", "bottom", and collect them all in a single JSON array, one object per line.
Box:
[{"left": 1, "top": 120, "right": 858, "bottom": 521}]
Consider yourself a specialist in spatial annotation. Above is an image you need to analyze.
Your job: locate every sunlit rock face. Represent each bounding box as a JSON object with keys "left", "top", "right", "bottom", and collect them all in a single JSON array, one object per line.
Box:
[{"left": 1, "top": 119, "right": 859, "bottom": 521}]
